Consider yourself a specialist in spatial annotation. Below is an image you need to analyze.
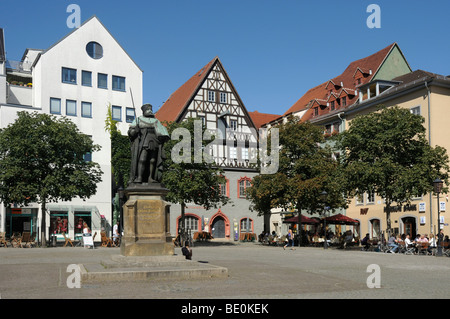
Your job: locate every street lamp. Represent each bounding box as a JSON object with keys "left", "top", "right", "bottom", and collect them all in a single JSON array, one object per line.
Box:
[
  {"left": 433, "top": 178, "right": 444, "bottom": 256},
  {"left": 320, "top": 191, "right": 328, "bottom": 250}
]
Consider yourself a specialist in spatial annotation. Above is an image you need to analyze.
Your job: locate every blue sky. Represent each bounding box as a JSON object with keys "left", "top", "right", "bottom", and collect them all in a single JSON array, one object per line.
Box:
[{"left": 2, "top": 0, "right": 450, "bottom": 115}]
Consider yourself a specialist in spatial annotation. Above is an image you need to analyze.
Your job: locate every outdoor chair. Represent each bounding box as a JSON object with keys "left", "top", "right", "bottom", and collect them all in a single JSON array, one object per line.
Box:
[
  {"left": 417, "top": 242, "right": 430, "bottom": 255},
  {"left": 404, "top": 243, "right": 415, "bottom": 255},
  {"left": 62, "top": 232, "right": 74, "bottom": 247},
  {"left": 27, "top": 233, "right": 37, "bottom": 248},
  {"left": 17, "top": 232, "right": 31, "bottom": 248},
  {"left": 101, "top": 231, "right": 113, "bottom": 247},
  {"left": 443, "top": 242, "right": 450, "bottom": 257},
  {"left": 0, "top": 232, "right": 8, "bottom": 247}
]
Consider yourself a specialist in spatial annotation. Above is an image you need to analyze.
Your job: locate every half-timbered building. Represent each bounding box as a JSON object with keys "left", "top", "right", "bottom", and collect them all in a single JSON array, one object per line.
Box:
[{"left": 156, "top": 57, "right": 277, "bottom": 240}]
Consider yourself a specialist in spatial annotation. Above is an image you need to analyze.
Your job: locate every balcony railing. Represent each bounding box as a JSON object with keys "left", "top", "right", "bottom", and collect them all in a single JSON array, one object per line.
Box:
[{"left": 6, "top": 60, "right": 32, "bottom": 74}]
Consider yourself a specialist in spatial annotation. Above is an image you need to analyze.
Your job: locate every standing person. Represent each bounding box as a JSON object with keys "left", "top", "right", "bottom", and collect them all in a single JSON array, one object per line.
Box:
[
  {"left": 284, "top": 229, "right": 295, "bottom": 250},
  {"left": 113, "top": 221, "right": 120, "bottom": 246},
  {"left": 83, "top": 222, "right": 91, "bottom": 235}
]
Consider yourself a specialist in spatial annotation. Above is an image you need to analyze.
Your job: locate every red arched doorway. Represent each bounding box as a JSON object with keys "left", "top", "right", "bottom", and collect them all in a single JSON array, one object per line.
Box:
[{"left": 209, "top": 210, "right": 230, "bottom": 239}]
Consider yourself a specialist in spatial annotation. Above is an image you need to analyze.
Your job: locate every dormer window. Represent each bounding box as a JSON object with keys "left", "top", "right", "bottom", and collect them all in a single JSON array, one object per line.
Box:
[
  {"left": 342, "top": 96, "right": 347, "bottom": 107},
  {"left": 330, "top": 101, "right": 335, "bottom": 111},
  {"left": 314, "top": 107, "right": 319, "bottom": 116}
]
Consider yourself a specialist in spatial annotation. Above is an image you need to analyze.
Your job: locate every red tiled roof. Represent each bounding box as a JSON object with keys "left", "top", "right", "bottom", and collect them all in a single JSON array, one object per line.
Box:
[
  {"left": 155, "top": 57, "right": 218, "bottom": 123},
  {"left": 280, "top": 43, "right": 397, "bottom": 122},
  {"left": 248, "top": 111, "right": 281, "bottom": 129}
]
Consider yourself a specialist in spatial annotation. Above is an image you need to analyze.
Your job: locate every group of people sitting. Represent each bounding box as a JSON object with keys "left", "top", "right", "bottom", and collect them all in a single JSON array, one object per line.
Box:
[{"left": 386, "top": 231, "right": 447, "bottom": 254}]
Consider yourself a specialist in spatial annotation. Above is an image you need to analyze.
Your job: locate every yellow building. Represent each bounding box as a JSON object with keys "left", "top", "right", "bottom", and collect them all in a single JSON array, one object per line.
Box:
[{"left": 342, "top": 70, "right": 450, "bottom": 239}]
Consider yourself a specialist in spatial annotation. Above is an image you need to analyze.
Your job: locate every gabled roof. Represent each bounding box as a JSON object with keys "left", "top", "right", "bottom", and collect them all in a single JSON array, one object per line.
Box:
[
  {"left": 155, "top": 57, "right": 258, "bottom": 131},
  {"left": 248, "top": 111, "right": 280, "bottom": 129},
  {"left": 34, "top": 15, "right": 142, "bottom": 72},
  {"left": 155, "top": 57, "right": 217, "bottom": 123},
  {"left": 279, "top": 43, "right": 399, "bottom": 122}
]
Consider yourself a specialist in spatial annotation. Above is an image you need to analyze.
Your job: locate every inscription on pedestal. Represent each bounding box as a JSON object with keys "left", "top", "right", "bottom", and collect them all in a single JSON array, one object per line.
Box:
[{"left": 137, "top": 201, "right": 164, "bottom": 235}]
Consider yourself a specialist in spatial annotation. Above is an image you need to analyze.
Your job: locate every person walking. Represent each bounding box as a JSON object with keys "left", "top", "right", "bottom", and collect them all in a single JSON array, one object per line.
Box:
[{"left": 284, "top": 229, "right": 295, "bottom": 250}]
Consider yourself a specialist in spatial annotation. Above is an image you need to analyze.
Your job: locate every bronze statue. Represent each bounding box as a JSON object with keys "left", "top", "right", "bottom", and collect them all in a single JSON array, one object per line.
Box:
[{"left": 128, "top": 104, "right": 169, "bottom": 185}]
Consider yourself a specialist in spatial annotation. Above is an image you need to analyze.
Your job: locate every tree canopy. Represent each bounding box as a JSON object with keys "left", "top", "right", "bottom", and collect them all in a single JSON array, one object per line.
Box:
[
  {"left": 0, "top": 111, "right": 103, "bottom": 243},
  {"left": 247, "top": 115, "right": 347, "bottom": 220},
  {"left": 336, "top": 106, "right": 449, "bottom": 232},
  {"left": 161, "top": 118, "right": 230, "bottom": 238}
]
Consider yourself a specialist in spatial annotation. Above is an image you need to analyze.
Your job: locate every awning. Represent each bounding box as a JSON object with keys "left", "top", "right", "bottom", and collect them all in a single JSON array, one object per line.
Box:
[
  {"left": 283, "top": 214, "right": 319, "bottom": 225},
  {"left": 324, "top": 213, "right": 360, "bottom": 225}
]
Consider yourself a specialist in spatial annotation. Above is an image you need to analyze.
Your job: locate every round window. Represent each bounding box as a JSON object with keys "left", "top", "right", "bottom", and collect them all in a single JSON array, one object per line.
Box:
[{"left": 86, "top": 41, "right": 103, "bottom": 59}]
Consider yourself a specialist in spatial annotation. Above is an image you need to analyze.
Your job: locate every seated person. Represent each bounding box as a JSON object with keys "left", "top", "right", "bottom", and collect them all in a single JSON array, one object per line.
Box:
[
  {"left": 405, "top": 234, "right": 415, "bottom": 249},
  {"left": 388, "top": 234, "right": 399, "bottom": 253},
  {"left": 181, "top": 241, "right": 192, "bottom": 260},
  {"left": 361, "top": 233, "right": 371, "bottom": 251}
]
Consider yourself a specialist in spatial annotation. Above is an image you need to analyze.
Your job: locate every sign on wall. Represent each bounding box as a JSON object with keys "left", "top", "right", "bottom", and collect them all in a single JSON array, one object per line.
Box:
[{"left": 419, "top": 202, "right": 426, "bottom": 212}]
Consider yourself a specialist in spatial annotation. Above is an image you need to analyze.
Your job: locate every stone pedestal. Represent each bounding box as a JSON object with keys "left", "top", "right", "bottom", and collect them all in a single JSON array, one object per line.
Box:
[{"left": 121, "top": 184, "right": 174, "bottom": 256}]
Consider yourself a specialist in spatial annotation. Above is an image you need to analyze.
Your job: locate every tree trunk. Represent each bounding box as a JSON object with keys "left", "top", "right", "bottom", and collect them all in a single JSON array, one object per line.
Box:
[
  {"left": 180, "top": 202, "right": 186, "bottom": 245},
  {"left": 40, "top": 201, "right": 47, "bottom": 247},
  {"left": 385, "top": 201, "right": 392, "bottom": 237},
  {"left": 297, "top": 206, "right": 303, "bottom": 247}
]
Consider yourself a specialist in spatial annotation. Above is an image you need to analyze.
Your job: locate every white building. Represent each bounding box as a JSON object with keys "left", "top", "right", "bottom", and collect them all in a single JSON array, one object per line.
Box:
[{"left": 0, "top": 16, "right": 143, "bottom": 242}]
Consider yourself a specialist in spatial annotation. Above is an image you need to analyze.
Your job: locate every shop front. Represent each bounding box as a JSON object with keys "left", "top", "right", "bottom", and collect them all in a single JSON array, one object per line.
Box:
[{"left": 5, "top": 207, "right": 38, "bottom": 237}]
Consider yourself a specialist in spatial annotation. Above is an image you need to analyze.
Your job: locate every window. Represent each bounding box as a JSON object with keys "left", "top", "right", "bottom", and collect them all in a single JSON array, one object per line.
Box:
[
  {"left": 242, "top": 148, "right": 249, "bottom": 161},
  {"left": 81, "top": 102, "right": 92, "bottom": 118},
  {"left": 220, "top": 181, "right": 229, "bottom": 197},
  {"left": 62, "top": 67, "right": 76, "bottom": 84},
  {"left": 83, "top": 152, "right": 92, "bottom": 162},
  {"left": 356, "top": 193, "right": 364, "bottom": 205},
  {"left": 50, "top": 98, "right": 61, "bottom": 114},
  {"left": 370, "top": 219, "right": 381, "bottom": 239},
  {"left": 66, "top": 100, "right": 77, "bottom": 116},
  {"left": 314, "top": 107, "right": 319, "bottom": 116},
  {"left": 238, "top": 177, "right": 251, "bottom": 198},
  {"left": 367, "top": 191, "right": 375, "bottom": 204},
  {"left": 50, "top": 211, "right": 68, "bottom": 235},
  {"left": 230, "top": 119, "right": 237, "bottom": 131},
  {"left": 112, "top": 75, "right": 125, "bottom": 91},
  {"left": 208, "top": 90, "right": 215, "bottom": 102},
  {"left": 229, "top": 146, "right": 237, "bottom": 160},
  {"left": 342, "top": 96, "right": 347, "bottom": 107},
  {"left": 112, "top": 105, "right": 122, "bottom": 121},
  {"left": 126, "top": 107, "right": 135, "bottom": 123},
  {"left": 98, "top": 73, "right": 108, "bottom": 89},
  {"left": 82, "top": 71, "right": 92, "bottom": 86},
  {"left": 220, "top": 92, "right": 227, "bottom": 103},
  {"left": 86, "top": 42, "right": 103, "bottom": 59},
  {"left": 185, "top": 215, "right": 199, "bottom": 232},
  {"left": 240, "top": 218, "right": 253, "bottom": 233},
  {"left": 410, "top": 106, "right": 420, "bottom": 116},
  {"left": 75, "top": 212, "right": 92, "bottom": 236}
]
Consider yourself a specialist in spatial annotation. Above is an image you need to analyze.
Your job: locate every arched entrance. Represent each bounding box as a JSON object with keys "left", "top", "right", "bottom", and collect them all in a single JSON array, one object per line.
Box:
[
  {"left": 209, "top": 210, "right": 230, "bottom": 239},
  {"left": 402, "top": 216, "right": 417, "bottom": 238},
  {"left": 212, "top": 216, "right": 225, "bottom": 238}
]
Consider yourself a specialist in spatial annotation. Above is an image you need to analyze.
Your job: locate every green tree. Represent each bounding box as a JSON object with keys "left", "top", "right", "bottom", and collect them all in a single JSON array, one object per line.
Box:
[
  {"left": 247, "top": 115, "right": 347, "bottom": 234},
  {"left": 105, "top": 103, "right": 132, "bottom": 224},
  {"left": 162, "top": 118, "right": 230, "bottom": 242},
  {"left": 0, "top": 111, "right": 102, "bottom": 245},
  {"left": 337, "top": 106, "right": 449, "bottom": 234}
]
